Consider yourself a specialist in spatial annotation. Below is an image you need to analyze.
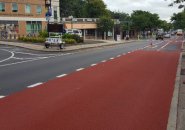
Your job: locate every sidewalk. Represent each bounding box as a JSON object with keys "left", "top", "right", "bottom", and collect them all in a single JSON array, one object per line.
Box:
[{"left": 0, "top": 39, "right": 136, "bottom": 52}]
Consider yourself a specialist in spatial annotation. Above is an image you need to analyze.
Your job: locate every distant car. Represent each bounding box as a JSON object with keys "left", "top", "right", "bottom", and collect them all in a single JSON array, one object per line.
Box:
[
  {"left": 164, "top": 33, "right": 171, "bottom": 38},
  {"left": 176, "top": 29, "right": 183, "bottom": 36},
  {"left": 156, "top": 32, "right": 164, "bottom": 40}
]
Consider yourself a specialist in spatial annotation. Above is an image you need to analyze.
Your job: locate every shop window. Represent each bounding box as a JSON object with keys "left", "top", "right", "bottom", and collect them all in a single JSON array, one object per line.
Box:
[
  {"left": 26, "top": 21, "right": 42, "bottom": 34},
  {"left": 12, "top": 3, "right": 18, "bottom": 12},
  {"left": 0, "top": 2, "right": 5, "bottom": 12},
  {"left": 37, "top": 5, "right": 42, "bottom": 14},
  {"left": 25, "top": 4, "right": 31, "bottom": 13}
]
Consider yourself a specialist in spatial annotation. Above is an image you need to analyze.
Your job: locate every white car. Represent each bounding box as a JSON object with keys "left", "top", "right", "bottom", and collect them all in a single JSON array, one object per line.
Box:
[
  {"left": 164, "top": 33, "right": 171, "bottom": 38},
  {"left": 65, "top": 29, "right": 82, "bottom": 37}
]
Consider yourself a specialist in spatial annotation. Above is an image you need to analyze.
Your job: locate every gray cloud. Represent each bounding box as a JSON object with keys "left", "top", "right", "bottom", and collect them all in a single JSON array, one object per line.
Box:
[{"left": 103, "top": 0, "right": 183, "bottom": 22}]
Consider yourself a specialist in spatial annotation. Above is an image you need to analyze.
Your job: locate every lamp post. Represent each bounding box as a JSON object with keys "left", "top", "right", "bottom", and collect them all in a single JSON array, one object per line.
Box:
[{"left": 45, "top": 0, "right": 52, "bottom": 36}]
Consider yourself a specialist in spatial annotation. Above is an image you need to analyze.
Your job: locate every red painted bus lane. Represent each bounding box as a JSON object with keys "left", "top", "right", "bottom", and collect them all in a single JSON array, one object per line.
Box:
[{"left": 0, "top": 50, "right": 180, "bottom": 130}]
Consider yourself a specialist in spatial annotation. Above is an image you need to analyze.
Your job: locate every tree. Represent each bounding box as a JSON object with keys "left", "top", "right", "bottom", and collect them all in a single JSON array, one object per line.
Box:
[
  {"left": 60, "top": 0, "right": 109, "bottom": 18},
  {"left": 97, "top": 16, "right": 114, "bottom": 39},
  {"left": 168, "top": 0, "right": 185, "bottom": 8},
  {"left": 84, "top": 0, "right": 109, "bottom": 18},
  {"left": 171, "top": 11, "right": 185, "bottom": 29},
  {"left": 158, "top": 20, "right": 172, "bottom": 31},
  {"left": 131, "top": 10, "right": 161, "bottom": 32}
]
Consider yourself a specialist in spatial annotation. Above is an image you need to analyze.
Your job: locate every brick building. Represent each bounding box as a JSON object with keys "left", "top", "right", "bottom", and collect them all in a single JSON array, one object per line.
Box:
[{"left": 0, "top": 0, "right": 47, "bottom": 38}]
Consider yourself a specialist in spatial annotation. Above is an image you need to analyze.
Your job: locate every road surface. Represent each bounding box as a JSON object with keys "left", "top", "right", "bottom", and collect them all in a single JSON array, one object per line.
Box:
[{"left": 0, "top": 37, "right": 183, "bottom": 129}]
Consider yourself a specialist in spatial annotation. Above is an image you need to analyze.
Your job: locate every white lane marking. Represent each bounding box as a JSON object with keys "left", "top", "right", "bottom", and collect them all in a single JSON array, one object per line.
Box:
[
  {"left": 117, "top": 55, "right": 121, "bottom": 57},
  {"left": 91, "top": 64, "right": 97, "bottom": 66},
  {"left": 128, "top": 52, "right": 131, "bottom": 54},
  {"left": 14, "top": 51, "right": 61, "bottom": 56},
  {"left": 56, "top": 74, "right": 67, "bottom": 78},
  {"left": 151, "top": 45, "right": 158, "bottom": 48},
  {"left": 101, "top": 60, "right": 106, "bottom": 62},
  {"left": 27, "top": 82, "right": 43, "bottom": 88},
  {"left": 0, "top": 96, "right": 5, "bottom": 99},
  {"left": 110, "top": 57, "right": 114, "bottom": 60},
  {"left": 76, "top": 68, "right": 84, "bottom": 71},
  {"left": 157, "top": 42, "right": 171, "bottom": 51},
  {"left": 0, "top": 53, "right": 71, "bottom": 68},
  {"left": 0, "top": 49, "right": 14, "bottom": 63}
]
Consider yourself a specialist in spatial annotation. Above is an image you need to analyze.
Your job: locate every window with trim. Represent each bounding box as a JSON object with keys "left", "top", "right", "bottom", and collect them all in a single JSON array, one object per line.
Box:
[
  {"left": 0, "top": 2, "right": 5, "bottom": 12},
  {"left": 26, "top": 21, "right": 42, "bottom": 34},
  {"left": 12, "top": 3, "right": 18, "bottom": 12},
  {"left": 25, "top": 4, "right": 31, "bottom": 13},
  {"left": 37, "top": 5, "right": 42, "bottom": 14}
]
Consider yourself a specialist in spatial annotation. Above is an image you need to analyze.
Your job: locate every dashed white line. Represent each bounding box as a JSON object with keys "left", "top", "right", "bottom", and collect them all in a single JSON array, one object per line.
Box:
[
  {"left": 0, "top": 96, "right": 5, "bottom": 99},
  {"left": 76, "top": 68, "right": 84, "bottom": 71},
  {"left": 110, "top": 57, "right": 114, "bottom": 60},
  {"left": 56, "top": 74, "right": 67, "bottom": 78},
  {"left": 101, "top": 60, "right": 106, "bottom": 63},
  {"left": 117, "top": 55, "right": 121, "bottom": 57},
  {"left": 27, "top": 82, "right": 43, "bottom": 88},
  {"left": 91, "top": 64, "right": 97, "bottom": 66},
  {"left": 157, "top": 42, "right": 171, "bottom": 51}
]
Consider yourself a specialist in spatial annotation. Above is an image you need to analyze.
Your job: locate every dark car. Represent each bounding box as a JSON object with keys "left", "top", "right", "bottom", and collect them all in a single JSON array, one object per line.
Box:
[{"left": 156, "top": 32, "right": 164, "bottom": 40}]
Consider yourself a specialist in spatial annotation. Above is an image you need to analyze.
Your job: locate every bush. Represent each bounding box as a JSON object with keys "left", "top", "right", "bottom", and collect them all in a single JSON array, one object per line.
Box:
[
  {"left": 64, "top": 39, "right": 76, "bottom": 44},
  {"left": 18, "top": 37, "right": 45, "bottom": 43},
  {"left": 38, "top": 30, "right": 48, "bottom": 38},
  {"left": 62, "top": 33, "right": 83, "bottom": 43}
]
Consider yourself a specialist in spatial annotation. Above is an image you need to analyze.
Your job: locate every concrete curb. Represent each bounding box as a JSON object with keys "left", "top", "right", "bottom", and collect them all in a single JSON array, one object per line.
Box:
[
  {"left": 167, "top": 52, "right": 182, "bottom": 130},
  {"left": 0, "top": 40, "right": 139, "bottom": 52}
]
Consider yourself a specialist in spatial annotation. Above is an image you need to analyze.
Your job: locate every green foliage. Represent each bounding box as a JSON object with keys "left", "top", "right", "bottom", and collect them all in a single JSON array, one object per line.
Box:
[
  {"left": 64, "top": 39, "right": 76, "bottom": 44},
  {"left": 62, "top": 34, "right": 83, "bottom": 43},
  {"left": 131, "top": 10, "right": 161, "bottom": 31},
  {"left": 18, "top": 37, "right": 45, "bottom": 43},
  {"left": 97, "top": 16, "right": 114, "bottom": 32},
  {"left": 60, "top": 0, "right": 109, "bottom": 18},
  {"left": 38, "top": 30, "right": 48, "bottom": 38},
  {"left": 158, "top": 20, "right": 172, "bottom": 31},
  {"left": 171, "top": 11, "right": 185, "bottom": 29}
]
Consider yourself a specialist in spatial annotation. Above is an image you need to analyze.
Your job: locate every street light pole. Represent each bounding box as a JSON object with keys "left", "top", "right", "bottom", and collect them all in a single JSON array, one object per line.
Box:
[{"left": 45, "top": 0, "right": 52, "bottom": 36}]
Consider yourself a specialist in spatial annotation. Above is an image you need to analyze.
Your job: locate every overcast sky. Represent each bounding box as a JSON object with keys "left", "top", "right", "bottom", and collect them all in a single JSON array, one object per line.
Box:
[{"left": 103, "top": 0, "right": 183, "bottom": 22}]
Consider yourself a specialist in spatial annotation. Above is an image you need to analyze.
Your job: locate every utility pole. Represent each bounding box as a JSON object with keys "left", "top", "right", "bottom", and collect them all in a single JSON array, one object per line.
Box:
[{"left": 45, "top": 0, "right": 52, "bottom": 36}]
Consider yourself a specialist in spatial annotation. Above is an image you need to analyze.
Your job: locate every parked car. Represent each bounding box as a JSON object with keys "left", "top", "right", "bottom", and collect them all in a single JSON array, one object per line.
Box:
[
  {"left": 65, "top": 29, "right": 82, "bottom": 37},
  {"left": 164, "top": 33, "right": 171, "bottom": 38}
]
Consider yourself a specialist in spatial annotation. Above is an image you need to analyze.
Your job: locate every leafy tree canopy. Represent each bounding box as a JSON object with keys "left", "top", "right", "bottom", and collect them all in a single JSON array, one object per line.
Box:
[
  {"left": 171, "top": 11, "right": 185, "bottom": 29},
  {"left": 97, "top": 16, "right": 114, "bottom": 32},
  {"left": 131, "top": 10, "right": 161, "bottom": 31}
]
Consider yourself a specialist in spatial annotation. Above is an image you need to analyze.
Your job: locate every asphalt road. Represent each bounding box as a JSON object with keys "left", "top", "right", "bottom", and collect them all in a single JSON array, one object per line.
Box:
[
  {"left": 0, "top": 36, "right": 182, "bottom": 130},
  {"left": 0, "top": 38, "right": 180, "bottom": 96}
]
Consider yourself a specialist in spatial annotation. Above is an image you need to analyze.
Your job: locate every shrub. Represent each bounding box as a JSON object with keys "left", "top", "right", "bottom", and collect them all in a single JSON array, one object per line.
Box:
[
  {"left": 64, "top": 39, "right": 76, "bottom": 44},
  {"left": 38, "top": 30, "right": 48, "bottom": 38},
  {"left": 18, "top": 37, "right": 45, "bottom": 43},
  {"left": 62, "top": 33, "right": 83, "bottom": 43}
]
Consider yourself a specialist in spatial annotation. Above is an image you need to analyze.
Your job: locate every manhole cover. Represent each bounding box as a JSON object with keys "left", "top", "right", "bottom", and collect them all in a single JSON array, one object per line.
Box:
[{"left": 181, "top": 69, "right": 185, "bottom": 75}]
